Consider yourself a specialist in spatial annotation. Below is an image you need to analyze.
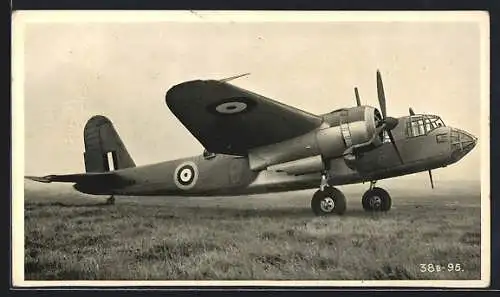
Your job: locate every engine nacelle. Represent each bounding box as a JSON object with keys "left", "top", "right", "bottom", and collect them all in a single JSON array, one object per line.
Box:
[
  {"left": 267, "top": 155, "right": 325, "bottom": 175},
  {"left": 317, "top": 106, "right": 382, "bottom": 159},
  {"left": 248, "top": 106, "right": 382, "bottom": 172}
]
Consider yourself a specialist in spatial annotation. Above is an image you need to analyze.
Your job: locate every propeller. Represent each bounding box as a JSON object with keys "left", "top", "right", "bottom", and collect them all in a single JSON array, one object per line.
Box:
[
  {"left": 354, "top": 87, "right": 361, "bottom": 107},
  {"left": 409, "top": 108, "right": 435, "bottom": 189},
  {"left": 375, "top": 70, "right": 404, "bottom": 164}
]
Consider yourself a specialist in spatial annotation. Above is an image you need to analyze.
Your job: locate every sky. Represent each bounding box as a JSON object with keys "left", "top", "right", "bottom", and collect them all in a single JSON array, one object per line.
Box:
[{"left": 17, "top": 11, "right": 488, "bottom": 183}]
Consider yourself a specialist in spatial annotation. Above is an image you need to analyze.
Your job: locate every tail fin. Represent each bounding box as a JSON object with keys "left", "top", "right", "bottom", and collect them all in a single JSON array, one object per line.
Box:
[{"left": 83, "top": 115, "right": 136, "bottom": 173}]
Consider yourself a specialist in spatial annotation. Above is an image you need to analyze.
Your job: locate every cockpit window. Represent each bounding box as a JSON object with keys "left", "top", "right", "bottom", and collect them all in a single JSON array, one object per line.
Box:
[{"left": 405, "top": 115, "right": 445, "bottom": 138}]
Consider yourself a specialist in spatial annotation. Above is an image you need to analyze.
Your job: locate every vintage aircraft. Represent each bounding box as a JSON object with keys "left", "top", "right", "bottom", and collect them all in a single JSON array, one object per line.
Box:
[{"left": 26, "top": 70, "right": 477, "bottom": 215}]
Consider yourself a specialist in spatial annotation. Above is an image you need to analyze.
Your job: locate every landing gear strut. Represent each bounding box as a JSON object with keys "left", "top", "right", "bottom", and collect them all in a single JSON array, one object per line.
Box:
[
  {"left": 311, "top": 172, "right": 346, "bottom": 216},
  {"left": 106, "top": 195, "right": 115, "bottom": 205},
  {"left": 362, "top": 181, "right": 391, "bottom": 211}
]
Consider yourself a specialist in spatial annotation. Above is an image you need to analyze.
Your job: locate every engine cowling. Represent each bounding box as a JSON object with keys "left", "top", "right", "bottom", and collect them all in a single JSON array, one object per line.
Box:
[
  {"left": 317, "top": 106, "right": 383, "bottom": 159},
  {"left": 248, "top": 106, "right": 383, "bottom": 172}
]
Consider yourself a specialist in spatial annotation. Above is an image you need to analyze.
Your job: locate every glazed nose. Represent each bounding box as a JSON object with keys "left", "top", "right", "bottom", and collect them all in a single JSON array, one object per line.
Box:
[{"left": 450, "top": 128, "right": 477, "bottom": 159}]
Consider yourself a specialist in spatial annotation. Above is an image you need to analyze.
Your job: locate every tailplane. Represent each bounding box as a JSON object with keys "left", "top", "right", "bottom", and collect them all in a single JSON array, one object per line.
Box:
[{"left": 83, "top": 115, "right": 136, "bottom": 173}]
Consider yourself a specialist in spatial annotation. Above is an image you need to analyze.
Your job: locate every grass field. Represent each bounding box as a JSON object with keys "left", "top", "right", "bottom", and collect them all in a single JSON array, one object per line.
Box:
[{"left": 23, "top": 179, "right": 482, "bottom": 281}]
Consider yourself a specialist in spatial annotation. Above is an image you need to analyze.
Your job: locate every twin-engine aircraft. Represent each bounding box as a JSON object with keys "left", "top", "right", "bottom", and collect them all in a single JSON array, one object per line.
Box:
[{"left": 26, "top": 70, "right": 477, "bottom": 216}]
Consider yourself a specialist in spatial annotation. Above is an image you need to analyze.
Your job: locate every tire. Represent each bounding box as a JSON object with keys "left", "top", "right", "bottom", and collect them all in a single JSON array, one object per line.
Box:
[
  {"left": 311, "top": 186, "right": 347, "bottom": 216},
  {"left": 362, "top": 187, "right": 391, "bottom": 212},
  {"left": 362, "top": 193, "right": 371, "bottom": 210}
]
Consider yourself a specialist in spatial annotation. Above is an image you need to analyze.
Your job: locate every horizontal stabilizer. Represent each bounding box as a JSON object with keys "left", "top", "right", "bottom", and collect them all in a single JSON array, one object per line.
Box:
[
  {"left": 25, "top": 171, "right": 134, "bottom": 195},
  {"left": 25, "top": 175, "right": 54, "bottom": 183},
  {"left": 25, "top": 172, "right": 130, "bottom": 186}
]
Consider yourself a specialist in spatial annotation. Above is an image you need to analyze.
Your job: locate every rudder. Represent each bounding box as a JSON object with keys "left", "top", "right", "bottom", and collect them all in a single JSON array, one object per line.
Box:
[{"left": 83, "top": 115, "right": 136, "bottom": 173}]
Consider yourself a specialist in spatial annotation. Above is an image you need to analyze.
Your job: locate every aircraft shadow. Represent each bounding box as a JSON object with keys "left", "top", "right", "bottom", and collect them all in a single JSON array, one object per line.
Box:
[{"left": 168, "top": 205, "right": 396, "bottom": 220}]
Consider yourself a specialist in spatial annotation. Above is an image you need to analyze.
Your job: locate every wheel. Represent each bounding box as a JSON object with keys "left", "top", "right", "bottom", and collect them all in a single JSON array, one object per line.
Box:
[
  {"left": 311, "top": 186, "right": 347, "bottom": 216},
  {"left": 362, "top": 187, "right": 391, "bottom": 211}
]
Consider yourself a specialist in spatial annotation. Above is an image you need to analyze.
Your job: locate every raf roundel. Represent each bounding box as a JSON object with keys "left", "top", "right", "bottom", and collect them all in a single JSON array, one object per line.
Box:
[
  {"left": 215, "top": 102, "right": 248, "bottom": 114},
  {"left": 207, "top": 97, "right": 256, "bottom": 116},
  {"left": 173, "top": 161, "right": 199, "bottom": 190}
]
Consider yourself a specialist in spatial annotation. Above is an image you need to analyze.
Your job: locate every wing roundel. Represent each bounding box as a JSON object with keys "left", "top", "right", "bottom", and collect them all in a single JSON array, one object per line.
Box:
[{"left": 165, "top": 80, "right": 323, "bottom": 155}]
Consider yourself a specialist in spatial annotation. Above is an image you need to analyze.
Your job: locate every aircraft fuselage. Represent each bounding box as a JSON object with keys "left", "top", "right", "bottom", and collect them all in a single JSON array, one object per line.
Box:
[{"left": 73, "top": 118, "right": 476, "bottom": 197}]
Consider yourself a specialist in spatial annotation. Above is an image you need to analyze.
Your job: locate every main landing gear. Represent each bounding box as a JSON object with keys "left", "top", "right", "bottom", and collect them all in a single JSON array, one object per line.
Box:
[
  {"left": 310, "top": 172, "right": 347, "bottom": 216},
  {"left": 361, "top": 181, "right": 392, "bottom": 212},
  {"left": 310, "top": 176, "right": 392, "bottom": 216}
]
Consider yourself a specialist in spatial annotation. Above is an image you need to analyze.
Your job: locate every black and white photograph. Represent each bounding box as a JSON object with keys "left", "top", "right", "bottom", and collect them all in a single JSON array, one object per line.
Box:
[{"left": 12, "top": 11, "right": 490, "bottom": 287}]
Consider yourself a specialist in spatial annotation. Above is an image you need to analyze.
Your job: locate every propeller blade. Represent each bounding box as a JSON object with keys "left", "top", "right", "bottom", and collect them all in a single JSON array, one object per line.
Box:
[
  {"left": 219, "top": 72, "right": 251, "bottom": 82},
  {"left": 354, "top": 87, "right": 361, "bottom": 107},
  {"left": 409, "top": 107, "right": 415, "bottom": 116},
  {"left": 376, "top": 70, "right": 387, "bottom": 119},
  {"left": 387, "top": 130, "right": 404, "bottom": 164},
  {"left": 428, "top": 170, "right": 434, "bottom": 189}
]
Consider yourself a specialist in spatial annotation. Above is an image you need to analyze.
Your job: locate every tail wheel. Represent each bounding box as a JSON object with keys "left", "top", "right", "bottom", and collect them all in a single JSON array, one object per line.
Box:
[
  {"left": 362, "top": 187, "right": 391, "bottom": 211},
  {"left": 105, "top": 195, "right": 115, "bottom": 205},
  {"left": 311, "top": 186, "right": 346, "bottom": 216}
]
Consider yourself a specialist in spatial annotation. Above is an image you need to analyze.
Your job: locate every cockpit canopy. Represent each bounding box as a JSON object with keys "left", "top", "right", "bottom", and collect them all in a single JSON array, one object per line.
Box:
[{"left": 405, "top": 114, "right": 445, "bottom": 137}]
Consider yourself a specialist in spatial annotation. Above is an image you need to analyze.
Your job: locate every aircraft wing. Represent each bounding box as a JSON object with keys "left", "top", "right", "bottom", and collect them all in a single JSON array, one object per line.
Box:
[{"left": 166, "top": 80, "right": 324, "bottom": 155}]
